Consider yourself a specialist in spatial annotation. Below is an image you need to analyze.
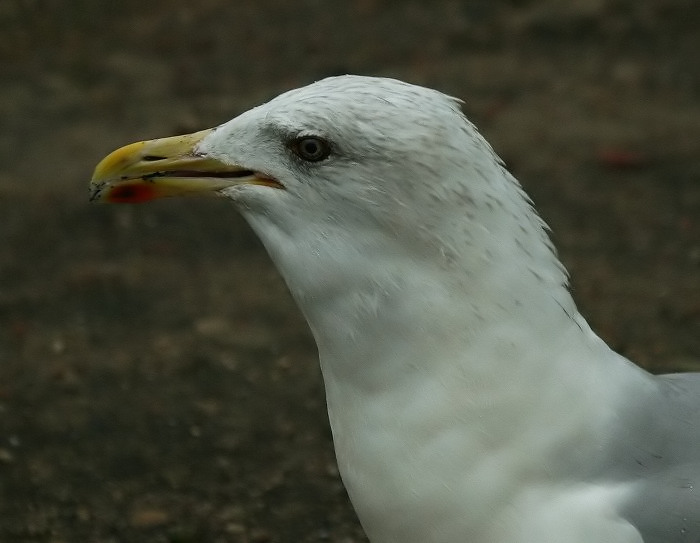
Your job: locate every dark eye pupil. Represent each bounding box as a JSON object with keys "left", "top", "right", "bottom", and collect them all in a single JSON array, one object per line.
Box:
[
  {"left": 303, "top": 140, "right": 319, "bottom": 155},
  {"left": 293, "top": 137, "right": 330, "bottom": 162}
]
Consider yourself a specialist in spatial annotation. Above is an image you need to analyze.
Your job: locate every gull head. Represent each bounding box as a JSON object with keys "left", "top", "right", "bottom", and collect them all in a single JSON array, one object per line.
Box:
[
  {"left": 91, "top": 76, "right": 500, "bottom": 224},
  {"left": 94, "top": 75, "right": 555, "bottom": 267},
  {"left": 91, "top": 75, "right": 567, "bottom": 333}
]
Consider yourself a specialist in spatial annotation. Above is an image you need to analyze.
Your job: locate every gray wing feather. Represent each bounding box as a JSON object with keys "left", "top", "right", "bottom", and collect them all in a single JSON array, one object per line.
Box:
[{"left": 613, "top": 373, "right": 700, "bottom": 542}]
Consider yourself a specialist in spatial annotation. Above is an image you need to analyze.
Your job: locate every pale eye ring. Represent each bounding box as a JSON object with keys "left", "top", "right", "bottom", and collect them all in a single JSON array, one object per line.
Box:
[{"left": 290, "top": 136, "right": 331, "bottom": 162}]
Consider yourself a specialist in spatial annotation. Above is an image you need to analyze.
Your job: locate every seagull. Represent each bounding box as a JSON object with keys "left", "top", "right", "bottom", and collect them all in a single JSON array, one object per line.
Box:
[{"left": 90, "top": 75, "right": 699, "bottom": 543}]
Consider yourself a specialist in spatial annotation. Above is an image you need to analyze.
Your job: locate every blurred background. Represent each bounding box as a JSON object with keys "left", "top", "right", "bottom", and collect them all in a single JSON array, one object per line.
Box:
[{"left": 1, "top": 1, "right": 699, "bottom": 541}]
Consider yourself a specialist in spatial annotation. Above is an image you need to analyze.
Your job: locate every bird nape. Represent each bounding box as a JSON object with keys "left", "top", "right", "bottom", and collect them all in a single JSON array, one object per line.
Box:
[{"left": 90, "top": 75, "right": 699, "bottom": 543}]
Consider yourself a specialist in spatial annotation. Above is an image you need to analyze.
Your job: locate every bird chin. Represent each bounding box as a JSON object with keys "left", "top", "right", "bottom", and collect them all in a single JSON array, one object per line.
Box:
[{"left": 219, "top": 184, "right": 281, "bottom": 210}]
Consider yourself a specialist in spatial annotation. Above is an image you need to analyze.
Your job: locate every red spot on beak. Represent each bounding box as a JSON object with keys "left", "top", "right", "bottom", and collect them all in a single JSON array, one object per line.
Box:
[{"left": 107, "top": 183, "right": 157, "bottom": 203}]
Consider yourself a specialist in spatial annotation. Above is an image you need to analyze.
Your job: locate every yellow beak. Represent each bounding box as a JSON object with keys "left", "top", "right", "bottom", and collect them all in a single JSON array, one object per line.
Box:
[{"left": 89, "top": 128, "right": 282, "bottom": 203}]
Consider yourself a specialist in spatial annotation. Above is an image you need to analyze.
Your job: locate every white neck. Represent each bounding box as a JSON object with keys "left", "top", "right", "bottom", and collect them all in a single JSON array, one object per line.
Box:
[{"left": 241, "top": 171, "right": 647, "bottom": 542}]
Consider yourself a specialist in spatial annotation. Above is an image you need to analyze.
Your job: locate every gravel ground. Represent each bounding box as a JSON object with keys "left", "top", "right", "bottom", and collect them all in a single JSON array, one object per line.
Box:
[{"left": 1, "top": 1, "right": 699, "bottom": 541}]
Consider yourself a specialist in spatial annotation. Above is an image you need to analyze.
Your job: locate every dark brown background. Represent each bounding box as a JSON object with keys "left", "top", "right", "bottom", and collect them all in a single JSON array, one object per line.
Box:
[{"left": 1, "top": 1, "right": 699, "bottom": 541}]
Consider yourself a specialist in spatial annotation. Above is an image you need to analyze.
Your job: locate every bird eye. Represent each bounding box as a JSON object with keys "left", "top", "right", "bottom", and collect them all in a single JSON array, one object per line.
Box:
[{"left": 291, "top": 136, "right": 331, "bottom": 162}]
